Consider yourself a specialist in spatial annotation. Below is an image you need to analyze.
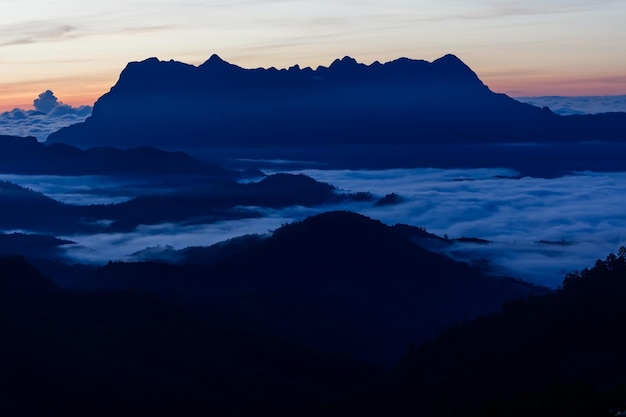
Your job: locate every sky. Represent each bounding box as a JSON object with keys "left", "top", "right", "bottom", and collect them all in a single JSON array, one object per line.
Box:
[{"left": 2, "top": 0, "right": 626, "bottom": 112}]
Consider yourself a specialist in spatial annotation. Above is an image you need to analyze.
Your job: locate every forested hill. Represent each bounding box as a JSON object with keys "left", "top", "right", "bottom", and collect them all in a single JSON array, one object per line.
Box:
[{"left": 321, "top": 248, "right": 626, "bottom": 416}]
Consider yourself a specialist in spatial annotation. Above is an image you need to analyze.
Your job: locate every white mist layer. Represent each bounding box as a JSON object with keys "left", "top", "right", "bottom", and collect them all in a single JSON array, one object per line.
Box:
[
  {"left": 0, "top": 105, "right": 91, "bottom": 141},
  {"left": 516, "top": 95, "right": 626, "bottom": 115},
  {"left": 0, "top": 174, "right": 166, "bottom": 205},
  {"left": 50, "top": 167, "right": 626, "bottom": 288},
  {"left": 264, "top": 168, "right": 626, "bottom": 287}
]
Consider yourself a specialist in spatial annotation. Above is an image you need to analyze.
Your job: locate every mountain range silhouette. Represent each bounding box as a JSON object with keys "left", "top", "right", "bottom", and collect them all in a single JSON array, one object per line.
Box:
[{"left": 46, "top": 54, "right": 626, "bottom": 150}]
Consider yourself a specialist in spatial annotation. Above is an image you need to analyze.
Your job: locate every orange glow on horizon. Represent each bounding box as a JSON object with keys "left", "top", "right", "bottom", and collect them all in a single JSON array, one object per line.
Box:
[
  {"left": 0, "top": 72, "right": 116, "bottom": 113},
  {"left": 484, "top": 70, "right": 626, "bottom": 98},
  {"left": 2, "top": 70, "right": 626, "bottom": 113}
]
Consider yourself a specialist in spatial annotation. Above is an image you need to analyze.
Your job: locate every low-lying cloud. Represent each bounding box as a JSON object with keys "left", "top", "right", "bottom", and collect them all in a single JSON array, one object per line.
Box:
[
  {"left": 62, "top": 216, "right": 292, "bottom": 264},
  {"left": 0, "top": 90, "right": 91, "bottom": 140},
  {"left": 516, "top": 95, "right": 626, "bottom": 115},
  {"left": 49, "top": 167, "right": 626, "bottom": 288},
  {"left": 260, "top": 168, "right": 626, "bottom": 287},
  {"left": 0, "top": 174, "right": 135, "bottom": 205}
]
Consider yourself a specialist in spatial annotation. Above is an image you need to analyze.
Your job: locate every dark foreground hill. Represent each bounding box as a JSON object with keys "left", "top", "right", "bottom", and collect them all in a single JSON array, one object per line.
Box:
[
  {"left": 73, "top": 211, "right": 548, "bottom": 365},
  {"left": 318, "top": 248, "right": 626, "bottom": 416},
  {"left": 4, "top": 224, "right": 626, "bottom": 416},
  {"left": 0, "top": 255, "right": 380, "bottom": 416},
  {"left": 47, "top": 54, "right": 626, "bottom": 150},
  {"left": 10, "top": 210, "right": 603, "bottom": 416}
]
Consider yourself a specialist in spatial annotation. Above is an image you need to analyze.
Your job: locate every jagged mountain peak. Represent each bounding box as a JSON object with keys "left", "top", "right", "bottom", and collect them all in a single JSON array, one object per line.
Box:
[
  {"left": 431, "top": 53, "right": 482, "bottom": 81},
  {"left": 124, "top": 56, "right": 193, "bottom": 70},
  {"left": 329, "top": 55, "right": 360, "bottom": 68},
  {"left": 121, "top": 53, "right": 477, "bottom": 77},
  {"left": 433, "top": 53, "right": 464, "bottom": 64},
  {"left": 205, "top": 53, "right": 225, "bottom": 64},
  {"left": 199, "top": 53, "right": 242, "bottom": 72},
  {"left": 111, "top": 56, "right": 196, "bottom": 93}
]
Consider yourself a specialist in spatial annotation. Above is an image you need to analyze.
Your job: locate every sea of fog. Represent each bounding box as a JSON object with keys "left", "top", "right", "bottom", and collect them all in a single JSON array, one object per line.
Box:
[
  {"left": 5, "top": 167, "right": 626, "bottom": 288},
  {"left": 3, "top": 94, "right": 626, "bottom": 288},
  {"left": 515, "top": 95, "right": 626, "bottom": 115}
]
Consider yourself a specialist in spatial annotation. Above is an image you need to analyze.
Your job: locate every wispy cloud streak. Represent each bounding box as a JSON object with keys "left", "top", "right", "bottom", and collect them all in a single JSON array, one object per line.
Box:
[{"left": 0, "top": 22, "right": 79, "bottom": 47}]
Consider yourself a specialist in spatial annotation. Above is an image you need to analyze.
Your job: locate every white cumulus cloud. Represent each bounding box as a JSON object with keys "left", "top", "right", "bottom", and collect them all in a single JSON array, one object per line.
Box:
[{"left": 0, "top": 90, "right": 91, "bottom": 141}]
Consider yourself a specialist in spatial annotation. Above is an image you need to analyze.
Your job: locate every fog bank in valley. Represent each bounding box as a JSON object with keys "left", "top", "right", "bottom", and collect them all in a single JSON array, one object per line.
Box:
[
  {"left": 278, "top": 168, "right": 626, "bottom": 286},
  {"left": 516, "top": 95, "right": 626, "bottom": 115},
  {"left": 26, "top": 167, "right": 624, "bottom": 288}
]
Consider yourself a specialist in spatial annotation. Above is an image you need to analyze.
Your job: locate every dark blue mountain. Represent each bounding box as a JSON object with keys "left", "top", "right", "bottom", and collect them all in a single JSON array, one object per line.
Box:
[{"left": 46, "top": 54, "right": 614, "bottom": 150}]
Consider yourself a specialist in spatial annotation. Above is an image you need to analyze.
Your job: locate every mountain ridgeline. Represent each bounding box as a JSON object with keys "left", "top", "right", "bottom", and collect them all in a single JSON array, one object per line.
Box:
[{"left": 46, "top": 53, "right": 625, "bottom": 150}]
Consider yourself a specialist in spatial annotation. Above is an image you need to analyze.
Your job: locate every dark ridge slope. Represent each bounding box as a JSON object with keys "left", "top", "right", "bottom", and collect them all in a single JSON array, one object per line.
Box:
[{"left": 0, "top": 255, "right": 55, "bottom": 289}]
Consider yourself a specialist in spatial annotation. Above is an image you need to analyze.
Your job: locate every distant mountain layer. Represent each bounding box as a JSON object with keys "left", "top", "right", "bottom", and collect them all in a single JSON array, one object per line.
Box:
[
  {"left": 47, "top": 54, "right": 626, "bottom": 149},
  {"left": 0, "top": 134, "right": 227, "bottom": 176},
  {"left": 0, "top": 174, "right": 343, "bottom": 234},
  {"left": 516, "top": 95, "right": 626, "bottom": 115}
]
